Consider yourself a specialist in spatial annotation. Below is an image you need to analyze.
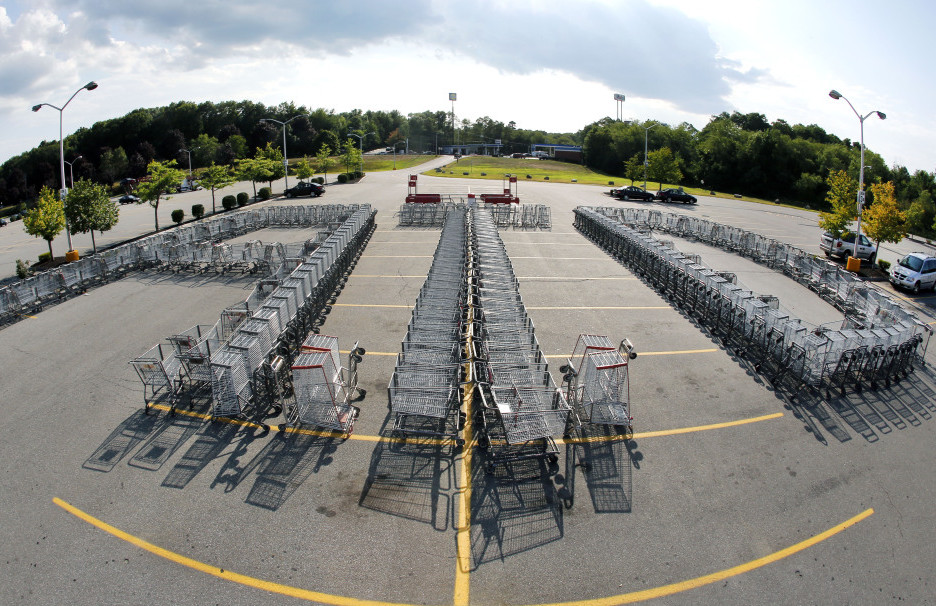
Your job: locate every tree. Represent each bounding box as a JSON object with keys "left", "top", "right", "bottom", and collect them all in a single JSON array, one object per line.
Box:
[
  {"left": 136, "top": 160, "right": 185, "bottom": 231},
  {"left": 23, "top": 186, "right": 66, "bottom": 258},
  {"left": 623, "top": 154, "right": 642, "bottom": 186},
  {"left": 293, "top": 157, "right": 314, "bottom": 182},
  {"left": 905, "top": 191, "right": 935, "bottom": 235},
  {"left": 316, "top": 145, "right": 332, "bottom": 183},
  {"left": 235, "top": 156, "right": 274, "bottom": 199},
  {"left": 197, "top": 163, "right": 235, "bottom": 214},
  {"left": 99, "top": 146, "right": 129, "bottom": 185},
  {"left": 256, "top": 142, "right": 285, "bottom": 189},
  {"left": 65, "top": 178, "right": 119, "bottom": 254},
  {"left": 863, "top": 181, "right": 907, "bottom": 257},
  {"left": 341, "top": 138, "right": 362, "bottom": 174},
  {"left": 818, "top": 169, "right": 857, "bottom": 237},
  {"left": 190, "top": 133, "right": 220, "bottom": 167},
  {"left": 646, "top": 147, "right": 682, "bottom": 190}
]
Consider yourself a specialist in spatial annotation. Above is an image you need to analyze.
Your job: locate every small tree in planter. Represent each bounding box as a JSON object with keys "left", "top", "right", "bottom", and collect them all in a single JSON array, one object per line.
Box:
[
  {"left": 171, "top": 209, "right": 185, "bottom": 225},
  {"left": 191, "top": 204, "right": 205, "bottom": 219}
]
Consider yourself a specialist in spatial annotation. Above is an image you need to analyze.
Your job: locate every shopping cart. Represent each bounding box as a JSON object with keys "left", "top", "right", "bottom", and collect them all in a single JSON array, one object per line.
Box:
[
  {"left": 561, "top": 335, "right": 636, "bottom": 432},
  {"left": 129, "top": 343, "right": 189, "bottom": 415}
]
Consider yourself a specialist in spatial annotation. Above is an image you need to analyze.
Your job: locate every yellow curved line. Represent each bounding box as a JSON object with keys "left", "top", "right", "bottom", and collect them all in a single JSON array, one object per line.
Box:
[
  {"left": 562, "top": 412, "right": 782, "bottom": 444},
  {"left": 52, "top": 498, "right": 412, "bottom": 606},
  {"left": 53, "top": 497, "right": 873, "bottom": 606},
  {"left": 524, "top": 508, "right": 874, "bottom": 606}
]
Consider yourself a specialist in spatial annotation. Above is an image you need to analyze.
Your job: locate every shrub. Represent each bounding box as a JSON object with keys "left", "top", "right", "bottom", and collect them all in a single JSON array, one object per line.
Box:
[
  {"left": 354, "top": 170, "right": 364, "bottom": 179},
  {"left": 315, "top": 176, "right": 324, "bottom": 184},
  {"left": 222, "top": 195, "right": 237, "bottom": 210},
  {"left": 878, "top": 259, "right": 891, "bottom": 273},
  {"left": 191, "top": 204, "right": 204, "bottom": 219},
  {"left": 38, "top": 252, "right": 52, "bottom": 264},
  {"left": 236, "top": 192, "right": 249, "bottom": 206},
  {"left": 171, "top": 209, "right": 185, "bottom": 224},
  {"left": 258, "top": 187, "right": 272, "bottom": 201},
  {"left": 337, "top": 173, "right": 348, "bottom": 184},
  {"left": 15, "top": 259, "right": 31, "bottom": 280}
]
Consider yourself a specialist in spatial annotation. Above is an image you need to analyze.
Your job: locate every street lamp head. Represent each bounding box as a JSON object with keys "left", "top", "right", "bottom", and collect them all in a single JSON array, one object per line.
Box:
[
  {"left": 829, "top": 90, "right": 842, "bottom": 100},
  {"left": 875, "top": 111, "right": 886, "bottom": 120},
  {"left": 84, "top": 81, "right": 98, "bottom": 91},
  {"left": 32, "top": 104, "right": 43, "bottom": 112}
]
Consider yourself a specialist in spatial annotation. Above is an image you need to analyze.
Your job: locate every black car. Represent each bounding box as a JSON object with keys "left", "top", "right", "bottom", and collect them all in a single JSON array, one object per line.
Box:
[
  {"left": 284, "top": 181, "right": 325, "bottom": 198},
  {"left": 611, "top": 185, "right": 655, "bottom": 201},
  {"left": 118, "top": 194, "right": 140, "bottom": 205},
  {"left": 656, "top": 188, "right": 697, "bottom": 204}
]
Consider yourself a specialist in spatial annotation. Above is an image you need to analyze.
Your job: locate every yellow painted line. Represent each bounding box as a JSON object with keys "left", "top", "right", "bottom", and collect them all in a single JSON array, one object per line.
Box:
[
  {"left": 544, "top": 348, "right": 717, "bottom": 359},
  {"left": 527, "top": 507, "right": 874, "bottom": 606},
  {"left": 454, "top": 302, "right": 475, "bottom": 606},
  {"left": 359, "top": 255, "right": 433, "bottom": 258},
  {"left": 527, "top": 306, "right": 671, "bottom": 310},
  {"left": 17, "top": 313, "right": 38, "bottom": 319},
  {"left": 53, "top": 495, "right": 873, "bottom": 606},
  {"left": 561, "top": 412, "right": 783, "bottom": 444},
  {"left": 509, "top": 257, "right": 608, "bottom": 261},
  {"left": 344, "top": 275, "right": 426, "bottom": 278},
  {"left": 146, "top": 404, "right": 455, "bottom": 446},
  {"left": 52, "top": 497, "right": 413, "bottom": 606},
  {"left": 516, "top": 276, "right": 637, "bottom": 281}
]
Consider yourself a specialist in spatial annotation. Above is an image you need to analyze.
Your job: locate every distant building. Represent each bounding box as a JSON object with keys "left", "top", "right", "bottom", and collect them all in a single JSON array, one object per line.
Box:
[
  {"left": 439, "top": 143, "right": 503, "bottom": 156},
  {"left": 531, "top": 144, "right": 583, "bottom": 163}
]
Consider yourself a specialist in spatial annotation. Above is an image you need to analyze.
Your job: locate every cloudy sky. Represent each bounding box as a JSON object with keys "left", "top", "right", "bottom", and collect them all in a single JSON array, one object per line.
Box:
[{"left": 2, "top": 0, "right": 933, "bottom": 173}]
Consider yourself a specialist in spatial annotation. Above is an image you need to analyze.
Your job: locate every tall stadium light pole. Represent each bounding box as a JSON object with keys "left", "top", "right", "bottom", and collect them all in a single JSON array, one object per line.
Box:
[
  {"left": 261, "top": 114, "right": 307, "bottom": 192},
  {"left": 32, "top": 80, "right": 99, "bottom": 252},
  {"left": 449, "top": 93, "right": 457, "bottom": 152},
  {"left": 828, "top": 90, "right": 886, "bottom": 261},
  {"left": 64, "top": 155, "right": 82, "bottom": 188},
  {"left": 643, "top": 121, "right": 659, "bottom": 191},
  {"left": 346, "top": 131, "right": 374, "bottom": 173}
]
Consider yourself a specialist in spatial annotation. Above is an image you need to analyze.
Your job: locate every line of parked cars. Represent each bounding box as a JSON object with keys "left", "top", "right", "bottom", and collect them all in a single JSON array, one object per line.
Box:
[{"left": 608, "top": 186, "right": 697, "bottom": 204}]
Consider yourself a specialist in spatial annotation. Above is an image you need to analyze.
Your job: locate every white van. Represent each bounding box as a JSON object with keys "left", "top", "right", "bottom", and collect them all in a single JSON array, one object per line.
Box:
[{"left": 889, "top": 252, "right": 936, "bottom": 294}]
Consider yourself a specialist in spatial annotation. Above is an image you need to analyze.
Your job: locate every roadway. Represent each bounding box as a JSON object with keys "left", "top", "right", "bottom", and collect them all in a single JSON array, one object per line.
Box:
[{"left": 1, "top": 158, "right": 935, "bottom": 605}]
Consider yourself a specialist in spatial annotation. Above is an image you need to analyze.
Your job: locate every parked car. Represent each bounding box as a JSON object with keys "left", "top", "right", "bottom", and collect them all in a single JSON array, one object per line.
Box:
[
  {"left": 889, "top": 252, "right": 936, "bottom": 294},
  {"left": 118, "top": 194, "right": 140, "bottom": 205},
  {"left": 611, "top": 185, "right": 655, "bottom": 201},
  {"left": 655, "top": 188, "right": 697, "bottom": 204},
  {"left": 819, "top": 231, "right": 877, "bottom": 263},
  {"left": 0, "top": 218, "right": 6, "bottom": 227},
  {"left": 284, "top": 181, "right": 325, "bottom": 198}
]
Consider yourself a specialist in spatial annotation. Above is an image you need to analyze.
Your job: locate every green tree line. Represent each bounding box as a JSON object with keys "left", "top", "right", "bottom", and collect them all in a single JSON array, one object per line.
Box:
[{"left": 0, "top": 100, "right": 574, "bottom": 207}]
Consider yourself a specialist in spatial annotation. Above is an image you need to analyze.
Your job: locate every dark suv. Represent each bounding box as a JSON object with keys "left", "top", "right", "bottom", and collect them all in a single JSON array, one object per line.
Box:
[{"left": 284, "top": 181, "right": 325, "bottom": 198}]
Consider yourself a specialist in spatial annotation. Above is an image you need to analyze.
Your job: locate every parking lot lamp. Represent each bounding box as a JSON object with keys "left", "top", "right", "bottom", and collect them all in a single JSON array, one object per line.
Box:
[
  {"left": 393, "top": 141, "right": 406, "bottom": 170},
  {"left": 32, "top": 80, "right": 98, "bottom": 252},
  {"left": 179, "top": 148, "right": 192, "bottom": 182},
  {"left": 64, "top": 155, "right": 82, "bottom": 188},
  {"left": 261, "top": 114, "right": 307, "bottom": 192},
  {"left": 643, "top": 122, "right": 659, "bottom": 191},
  {"left": 829, "top": 90, "right": 886, "bottom": 261},
  {"left": 347, "top": 131, "right": 375, "bottom": 174}
]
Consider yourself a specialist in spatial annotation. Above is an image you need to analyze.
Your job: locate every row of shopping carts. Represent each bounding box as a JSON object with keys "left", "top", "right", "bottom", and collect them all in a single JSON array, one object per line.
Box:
[
  {"left": 130, "top": 206, "right": 375, "bottom": 426},
  {"left": 388, "top": 208, "right": 469, "bottom": 444},
  {"left": 0, "top": 204, "right": 365, "bottom": 326},
  {"left": 471, "top": 205, "right": 571, "bottom": 472},
  {"left": 600, "top": 206, "right": 916, "bottom": 330},
  {"left": 397, "top": 202, "right": 551, "bottom": 229},
  {"left": 575, "top": 206, "right": 930, "bottom": 399}
]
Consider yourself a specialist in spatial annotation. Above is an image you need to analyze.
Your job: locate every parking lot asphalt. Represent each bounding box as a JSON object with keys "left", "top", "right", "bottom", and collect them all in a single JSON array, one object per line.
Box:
[{"left": 2, "top": 162, "right": 936, "bottom": 605}]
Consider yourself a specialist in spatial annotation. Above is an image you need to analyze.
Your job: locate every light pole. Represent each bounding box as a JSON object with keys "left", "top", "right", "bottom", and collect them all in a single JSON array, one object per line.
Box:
[
  {"left": 828, "top": 90, "right": 886, "bottom": 262},
  {"left": 32, "top": 80, "right": 98, "bottom": 253},
  {"left": 261, "top": 114, "right": 307, "bottom": 192},
  {"left": 393, "top": 141, "right": 406, "bottom": 170},
  {"left": 179, "top": 148, "right": 192, "bottom": 185},
  {"left": 346, "top": 131, "right": 374, "bottom": 174},
  {"left": 643, "top": 121, "right": 659, "bottom": 191},
  {"left": 64, "top": 155, "right": 82, "bottom": 188}
]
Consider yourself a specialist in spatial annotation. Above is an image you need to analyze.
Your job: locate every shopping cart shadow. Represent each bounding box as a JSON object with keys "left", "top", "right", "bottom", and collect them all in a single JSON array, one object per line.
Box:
[
  {"left": 212, "top": 430, "right": 337, "bottom": 511},
  {"left": 359, "top": 415, "right": 454, "bottom": 531},
  {"left": 469, "top": 453, "right": 563, "bottom": 569},
  {"left": 160, "top": 420, "right": 267, "bottom": 490},
  {"left": 135, "top": 269, "right": 261, "bottom": 289},
  {"left": 805, "top": 362, "right": 936, "bottom": 445},
  {"left": 83, "top": 408, "right": 165, "bottom": 472},
  {"left": 561, "top": 424, "right": 634, "bottom": 513}
]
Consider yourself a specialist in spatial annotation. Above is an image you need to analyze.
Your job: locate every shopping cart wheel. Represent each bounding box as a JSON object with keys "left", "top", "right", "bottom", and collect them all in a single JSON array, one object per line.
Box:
[
  {"left": 547, "top": 454, "right": 559, "bottom": 465},
  {"left": 278, "top": 424, "right": 288, "bottom": 433},
  {"left": 455, "top": 438, "right": 465, "bottom": 448}
]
